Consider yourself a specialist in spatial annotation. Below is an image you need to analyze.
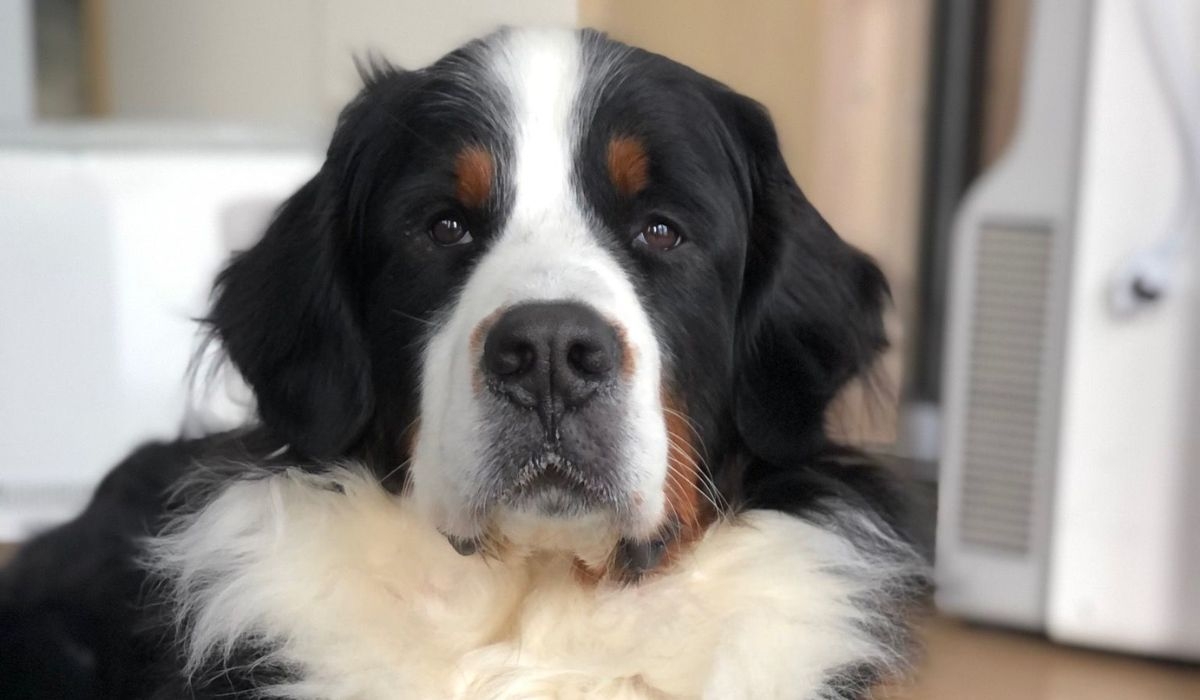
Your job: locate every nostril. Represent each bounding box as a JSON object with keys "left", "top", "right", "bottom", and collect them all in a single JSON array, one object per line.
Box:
[
  {"left": 567, "top": 341, "right": 613, "bottom": 377},
  {"left": 487, "top": 340, "right": 535, "bottom": 377}
]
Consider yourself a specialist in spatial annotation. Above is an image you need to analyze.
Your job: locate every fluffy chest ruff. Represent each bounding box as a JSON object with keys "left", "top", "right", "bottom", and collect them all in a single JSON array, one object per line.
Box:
[{"left": 148, "top": 467, "right": 916, "bottom": 699}]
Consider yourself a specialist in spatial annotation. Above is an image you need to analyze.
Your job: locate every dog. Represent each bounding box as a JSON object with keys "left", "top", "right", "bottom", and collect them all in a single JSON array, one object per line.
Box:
[{"left": 0, "top": 28, "right": 927, "bottom": 699}]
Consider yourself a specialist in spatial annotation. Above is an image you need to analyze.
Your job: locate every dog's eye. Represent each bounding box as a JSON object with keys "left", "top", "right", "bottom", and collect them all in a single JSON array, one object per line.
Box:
[
  {"left": 633, "top": 222, "right": 682, "bottom": 252},
  {"left": 429, "top": 216, "right": 473, "bottom": 246}
]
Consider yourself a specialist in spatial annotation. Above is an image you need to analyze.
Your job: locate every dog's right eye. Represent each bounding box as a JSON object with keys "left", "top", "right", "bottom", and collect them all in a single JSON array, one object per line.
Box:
[
  {"left": 632, "top": 221, "right": 683, "bottom": 252},
  {"left": 429, "top": 216, "right": 473, "bottom": 246}
]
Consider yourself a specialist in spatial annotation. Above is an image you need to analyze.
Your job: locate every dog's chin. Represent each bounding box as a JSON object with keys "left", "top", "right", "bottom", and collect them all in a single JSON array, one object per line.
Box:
[
  {"left": 474, "top": 453, "right": 629, "bottom": 562},
  {"left": 492, "top": 501, "right": 620, "bottom": 566},
  {"left": 425, "top": 441, "right": 664, "bottom": 563},
  {"left": 507, "top": 484, "right": 594, "bottom": 518}
]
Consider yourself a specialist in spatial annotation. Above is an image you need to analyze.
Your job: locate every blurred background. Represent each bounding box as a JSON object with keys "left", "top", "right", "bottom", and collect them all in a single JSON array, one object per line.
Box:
[{"left": 0, "top": 1, "right": 1196, "bottom": 698}]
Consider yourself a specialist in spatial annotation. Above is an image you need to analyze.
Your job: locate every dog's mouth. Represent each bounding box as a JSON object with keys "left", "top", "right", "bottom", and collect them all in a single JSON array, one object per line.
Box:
[
  {"left": 438, "top": 445, "right": 633, "bottom": 562},
  {"left": 499, "top": 447, "right": 621, "bottom": 517},
  {"left": 435, "top": 435, "right": 680, "bottom": 581}
]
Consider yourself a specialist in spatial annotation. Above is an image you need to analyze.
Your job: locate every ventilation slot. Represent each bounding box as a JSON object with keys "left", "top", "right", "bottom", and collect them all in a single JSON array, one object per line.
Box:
[{"left": 958, "top": 224, "right": 1052, "bottom": 554}]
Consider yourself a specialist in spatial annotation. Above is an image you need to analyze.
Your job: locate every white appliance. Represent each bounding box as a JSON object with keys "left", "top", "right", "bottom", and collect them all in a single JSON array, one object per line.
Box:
[
  {"left": 0, "top": 125, "right": 320, "bottom": 538},
  {"left": 936, "top": 0, "right": 1200, "bottom": 660}
]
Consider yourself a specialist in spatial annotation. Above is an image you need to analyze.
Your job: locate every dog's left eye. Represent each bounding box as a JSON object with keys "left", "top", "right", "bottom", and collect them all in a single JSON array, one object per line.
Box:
[
  {"left": 633, "top": 222, "right": 682, "bottom": 252},
  {"left": 429, "top": 216, "right": 473, "bottom": 246}
]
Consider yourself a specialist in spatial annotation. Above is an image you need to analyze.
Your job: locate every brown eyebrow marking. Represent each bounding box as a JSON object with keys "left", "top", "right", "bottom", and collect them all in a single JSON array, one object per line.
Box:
[
  {"left": 454, "top": 144, "right": 494, "bottom": 209},
  {"left": 606, "top": 135, "right": 650, "bottom": 197}
]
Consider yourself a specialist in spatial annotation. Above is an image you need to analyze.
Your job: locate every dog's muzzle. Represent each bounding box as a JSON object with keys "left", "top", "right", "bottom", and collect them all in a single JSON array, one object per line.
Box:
[{"left": 476, "top": 301, "right": 631, "bottom": 516}]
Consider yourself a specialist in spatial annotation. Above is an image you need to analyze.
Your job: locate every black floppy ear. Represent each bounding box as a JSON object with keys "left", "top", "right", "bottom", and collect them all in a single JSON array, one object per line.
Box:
[
  {"left": 209, "top": 62, "right": 419, "bottom": 458},
  {"left": 208, "top": 171, "right": 373, "bottom": 459},
  {"left": 721, "top": 92, "right": 890, "bottom": 465}
]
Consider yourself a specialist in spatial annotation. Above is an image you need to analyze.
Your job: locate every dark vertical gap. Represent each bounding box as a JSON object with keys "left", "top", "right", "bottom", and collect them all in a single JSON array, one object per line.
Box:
[{"left": 909, "top": 0, "right": 991, "bottom": 404}]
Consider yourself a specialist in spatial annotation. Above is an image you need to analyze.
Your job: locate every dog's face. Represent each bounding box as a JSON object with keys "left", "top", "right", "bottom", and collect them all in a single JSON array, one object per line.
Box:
[{"left": 210, "top": 29, "right": 888, "bottom": 567}]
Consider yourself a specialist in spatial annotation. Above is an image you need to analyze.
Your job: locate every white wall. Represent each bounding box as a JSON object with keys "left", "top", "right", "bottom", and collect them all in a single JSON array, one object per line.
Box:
[{"left": 104, "top": 0, "right": 578, "bottom": 125}]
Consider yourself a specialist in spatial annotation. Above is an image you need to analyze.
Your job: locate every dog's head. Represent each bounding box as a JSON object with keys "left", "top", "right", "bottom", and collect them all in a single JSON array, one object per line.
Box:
[{"left": 209, "top": 29, "right": 887, "bottom": 571}]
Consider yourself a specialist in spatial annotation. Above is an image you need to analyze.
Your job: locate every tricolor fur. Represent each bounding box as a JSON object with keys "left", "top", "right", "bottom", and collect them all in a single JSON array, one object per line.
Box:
[{"left": 0, "top": 28, "right": 927, "bottom": 699}]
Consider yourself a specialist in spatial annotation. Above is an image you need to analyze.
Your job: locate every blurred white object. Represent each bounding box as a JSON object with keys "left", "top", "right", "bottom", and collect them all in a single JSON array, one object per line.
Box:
[
  {"left": 1107, "top": 0, "right": 1200, "bottom": 315},
  {"left": 0, "top": 124, "right": 320, "bottom": 538},
  {"left": 937, "top": 0, "right": 1200, "bottom": 660}
]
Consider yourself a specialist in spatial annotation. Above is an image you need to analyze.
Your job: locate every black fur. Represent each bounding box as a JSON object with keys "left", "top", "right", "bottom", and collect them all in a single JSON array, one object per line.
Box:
[
  {"left": 1, "top": 439, "right": 205, "bottom": 698},
  {"left": 0, "top": 29, "right": 925, "bottom": 699}
]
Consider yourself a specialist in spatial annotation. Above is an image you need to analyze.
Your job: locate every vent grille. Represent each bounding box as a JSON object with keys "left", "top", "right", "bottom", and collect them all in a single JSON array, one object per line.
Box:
[{"left": 959, "top": 225, "right": 1053, "bottom": 554}]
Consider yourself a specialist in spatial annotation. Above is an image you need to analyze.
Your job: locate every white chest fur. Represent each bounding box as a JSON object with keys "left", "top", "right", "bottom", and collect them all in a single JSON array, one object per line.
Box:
[{"left": 149, "top": 468, "right": 912, "bottom": 699}]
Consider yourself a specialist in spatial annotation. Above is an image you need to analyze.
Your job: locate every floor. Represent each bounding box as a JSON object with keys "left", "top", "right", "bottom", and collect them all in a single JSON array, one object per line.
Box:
[{"left": 880, "top": 615, "right": 1200, "bottom": 700}]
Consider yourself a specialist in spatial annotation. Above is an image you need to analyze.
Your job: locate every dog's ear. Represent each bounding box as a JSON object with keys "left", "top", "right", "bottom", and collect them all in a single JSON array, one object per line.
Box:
[
  {"left": 208, "top": 69, "right": 408, "bottom": 458},
  {"left": 209, "top": 172, "right": 372, "bottom": 459},
  {"left": 719, "top": 91, "right": 890, "bottom": 465}
]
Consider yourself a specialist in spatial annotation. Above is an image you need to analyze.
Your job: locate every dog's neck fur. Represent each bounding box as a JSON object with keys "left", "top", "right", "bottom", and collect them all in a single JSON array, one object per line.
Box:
[{"left": 147, "top": 465, "right": 918, "bottom": 699}]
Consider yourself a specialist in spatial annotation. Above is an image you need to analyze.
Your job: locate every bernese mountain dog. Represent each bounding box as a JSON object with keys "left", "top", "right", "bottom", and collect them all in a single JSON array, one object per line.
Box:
[{"left": 0, "top": 28, "right": 928, "bottom": 699}]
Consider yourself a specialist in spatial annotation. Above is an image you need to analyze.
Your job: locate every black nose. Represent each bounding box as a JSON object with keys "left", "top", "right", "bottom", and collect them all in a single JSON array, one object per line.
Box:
[{"left": 482, "top": 302, "right": 623, "bottom": 428}]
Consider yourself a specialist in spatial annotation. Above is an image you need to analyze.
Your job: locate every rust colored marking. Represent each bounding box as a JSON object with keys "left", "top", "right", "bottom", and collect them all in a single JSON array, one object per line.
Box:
[
  {"left": 583, "top": 387, "right": 717, "bottom": 585},
  {"left": 661, "top": 387, "right": 711, "bottom": 551},
  {"left": 469, "top": 307, "right": 506, "bottom": 395},
  {"left": 606, "top": 136, "right": 649, "bottom": 197},
  {"left": 454, "top": 145, "right": 494, "bottom": 209},
  {"left": 601, "top": 385, "right": 717, "bottom": 584},
  {"left": 610, "top": 319, "right": 638, "bottom": 382},
  {"left": 633, "top": 386, "right": 715, "bottom": 583},
  {"left": 572, "top": 556, "right": 605, "bottom": 586}
]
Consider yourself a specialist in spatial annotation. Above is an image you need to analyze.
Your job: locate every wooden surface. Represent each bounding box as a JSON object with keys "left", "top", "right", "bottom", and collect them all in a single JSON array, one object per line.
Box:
[
  {"left": 82, "top": 0, "right": 112, "bottom": 116},
  {"left": 881, "top": 616, "right": 1200, "bottom": 700},
  {"left": 981, "top": 0, "right": 1032, "bottom": 168}
]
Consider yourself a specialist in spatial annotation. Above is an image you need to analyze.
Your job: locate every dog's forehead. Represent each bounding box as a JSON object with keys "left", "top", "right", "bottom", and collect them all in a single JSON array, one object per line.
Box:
[{"left": 418, "top": 29, "right": 719, "bottom": 170}]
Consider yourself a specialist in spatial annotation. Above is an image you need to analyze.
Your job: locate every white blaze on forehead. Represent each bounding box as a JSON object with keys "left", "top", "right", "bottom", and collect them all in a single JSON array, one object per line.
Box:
[
  {"left": 498, "top": 29, "right": 579, "bottom": 224},
  {"left": 411, "top": 29, "right": 669, "bottom": 543}
]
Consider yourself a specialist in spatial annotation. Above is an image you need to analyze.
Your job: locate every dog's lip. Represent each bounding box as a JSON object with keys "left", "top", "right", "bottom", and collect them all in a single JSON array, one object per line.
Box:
[
  {"left": 518, "top": 461, "right": 583, "bottom": 491},
  {"left": 508, "top": 451, "right": 613, "bottom": 497},
  {"left": 495, "top": 450, "right": 624, "bottom": 512}
]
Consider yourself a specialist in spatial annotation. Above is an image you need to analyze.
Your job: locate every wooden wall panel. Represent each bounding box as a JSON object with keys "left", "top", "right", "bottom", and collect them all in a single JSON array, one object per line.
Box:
[{"left": 981, "top": 0, "right": 1032, "bottom": 167}]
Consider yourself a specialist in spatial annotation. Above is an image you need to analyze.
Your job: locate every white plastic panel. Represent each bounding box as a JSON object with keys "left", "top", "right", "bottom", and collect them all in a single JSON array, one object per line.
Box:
[
  {"left": 1046, "top": 0, "right": 1200, "bottom": 659},
  {"left": 936, "top": 0, "right": 1093, "bottom": 629}
]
